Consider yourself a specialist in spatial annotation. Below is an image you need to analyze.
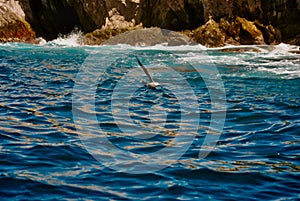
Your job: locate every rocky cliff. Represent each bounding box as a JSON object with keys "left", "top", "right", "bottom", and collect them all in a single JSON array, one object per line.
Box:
[
  {"left": 0, "top": 0, "right": 35, "bottom": 42},
  {"left": 1, "top": 0, "right": 299, "bottom": 46},
  {"left": 18, "top": 0, "right": 140, "bottom": 41},
  {"left": 140, "top": 0, "right": 300, "bottom": 45}
]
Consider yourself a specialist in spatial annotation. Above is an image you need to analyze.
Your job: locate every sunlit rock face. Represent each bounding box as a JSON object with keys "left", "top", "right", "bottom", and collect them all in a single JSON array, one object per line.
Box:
[
  {"left": 0, "top": 0, "right": 35, "bottom": 42},
  {"left": 191, "top": 16, "right": 281, "bottom": 47}
]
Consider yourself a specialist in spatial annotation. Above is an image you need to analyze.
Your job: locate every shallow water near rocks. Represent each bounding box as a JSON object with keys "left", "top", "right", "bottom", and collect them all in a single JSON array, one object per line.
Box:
[{"left": 0, "top": 42, "right": 299, "bottom": 200}]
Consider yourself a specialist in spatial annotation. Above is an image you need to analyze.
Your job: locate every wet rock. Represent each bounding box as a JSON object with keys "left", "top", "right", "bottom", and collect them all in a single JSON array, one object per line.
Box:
[
  {"left": 100, "top": 27, "right": 196, "bottom": 46},
  {"left": 82, "top": 25, "right": 142, "bottom": 45},
  {"left": 0, "top": 0, "right": 35, "bottom": 42}
]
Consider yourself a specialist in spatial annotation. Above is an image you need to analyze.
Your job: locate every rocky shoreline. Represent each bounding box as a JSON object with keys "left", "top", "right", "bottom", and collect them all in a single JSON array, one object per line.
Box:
[{"left": 0, "top": 0, "right": 299, "bottom": 47}]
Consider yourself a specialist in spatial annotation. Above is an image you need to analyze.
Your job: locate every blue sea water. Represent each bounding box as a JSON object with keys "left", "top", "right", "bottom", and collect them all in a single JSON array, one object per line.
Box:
[{"left": 0, "top": 39, "right": 299, "bottom": 200}]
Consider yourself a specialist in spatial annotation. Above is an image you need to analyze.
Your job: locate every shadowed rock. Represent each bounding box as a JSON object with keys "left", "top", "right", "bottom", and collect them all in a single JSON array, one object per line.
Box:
[{"left": 18, "top": 0, "right": 140, "bottom": 40}]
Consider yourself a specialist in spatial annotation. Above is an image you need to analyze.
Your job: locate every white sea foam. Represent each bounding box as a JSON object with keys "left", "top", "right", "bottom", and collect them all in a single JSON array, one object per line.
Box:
[
  {"left": 256, "top": 66, "right": 300, "bottom": 79},
  {"left": 37, "top": 37, "right": 47, "bottom": 45},
  {"left": 1, "top": 34, "right": 298, "bottom": 79},
  {"left": 48, "top": 29, "right": 83, "bottom": 47}
]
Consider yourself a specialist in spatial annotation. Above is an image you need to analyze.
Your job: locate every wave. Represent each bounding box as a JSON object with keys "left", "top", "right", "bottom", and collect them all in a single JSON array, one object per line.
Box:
[
  {"left": 1, "top": 32, "right": 299, "bottom": 80},
  {"left": 48, "top": 30, "right": 83, "bottom": 47}
]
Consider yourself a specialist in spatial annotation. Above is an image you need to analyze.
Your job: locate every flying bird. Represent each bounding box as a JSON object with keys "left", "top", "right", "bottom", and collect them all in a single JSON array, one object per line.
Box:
[{"left": 136, "top": 57, "right": 160, "bottom": 89}]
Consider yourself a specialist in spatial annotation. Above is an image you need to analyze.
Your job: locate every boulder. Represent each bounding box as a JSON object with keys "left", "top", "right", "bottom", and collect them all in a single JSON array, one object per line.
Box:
[
  {"left": 192, "top": 17, "right": 226, "bottom": 47},
  {"left": 89, "top": 27, "right": 196, "bottom": 46},
  {"left": 82, "top": 25, "right": 142, "bottom": 45},
  {"left": 191, "top": 16, "right": 281, "bottom": 47},
  {"left": 0, "top": 0, "right": 35, "bottom": 42}
]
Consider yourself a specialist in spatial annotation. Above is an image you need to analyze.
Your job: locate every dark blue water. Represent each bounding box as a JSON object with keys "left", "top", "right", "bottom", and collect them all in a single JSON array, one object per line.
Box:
[{"left": 0, "top": 42, "right": 299, "bottom": 200}]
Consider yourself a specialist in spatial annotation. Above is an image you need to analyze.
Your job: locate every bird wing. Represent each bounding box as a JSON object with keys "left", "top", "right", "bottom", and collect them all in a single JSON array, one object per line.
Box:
[{"left": 136, "top": 57, "right": 155, "bottom": 82}]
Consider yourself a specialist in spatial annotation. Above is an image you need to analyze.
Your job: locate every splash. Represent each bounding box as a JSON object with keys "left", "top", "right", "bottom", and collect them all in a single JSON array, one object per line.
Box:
[{"left": 49, "top": 29, "right": 84, "bottom": 47}]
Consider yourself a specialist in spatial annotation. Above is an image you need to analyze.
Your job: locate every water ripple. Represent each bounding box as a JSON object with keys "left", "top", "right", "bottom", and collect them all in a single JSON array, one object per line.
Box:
[{"left": 0, "top": 44, "right": 299, "bottom": 200}]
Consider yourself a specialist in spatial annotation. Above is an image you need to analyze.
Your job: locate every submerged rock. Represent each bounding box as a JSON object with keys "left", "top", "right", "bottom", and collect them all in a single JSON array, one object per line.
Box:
[{"left": 0, "top": 0, "right": 35, "bottom": 42}]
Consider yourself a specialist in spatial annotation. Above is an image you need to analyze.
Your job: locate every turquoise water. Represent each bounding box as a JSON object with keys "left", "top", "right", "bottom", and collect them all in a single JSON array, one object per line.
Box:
[{"left": 0, "top": 41, "right": 299, "bottom": 200}]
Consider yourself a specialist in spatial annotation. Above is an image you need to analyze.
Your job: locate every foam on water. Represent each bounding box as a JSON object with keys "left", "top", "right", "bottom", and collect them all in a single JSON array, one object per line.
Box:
[
  {"left": 1, "top": 33, "right": 298, "bottom": 80},
  {"left": 48, "top": 30, "right": 83, "bottom": 47}
]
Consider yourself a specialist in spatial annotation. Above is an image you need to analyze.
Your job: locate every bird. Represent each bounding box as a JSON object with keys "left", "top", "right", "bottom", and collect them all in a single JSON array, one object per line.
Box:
[{"left": 136, "top": 56, "right": 160, "bottom": 89}]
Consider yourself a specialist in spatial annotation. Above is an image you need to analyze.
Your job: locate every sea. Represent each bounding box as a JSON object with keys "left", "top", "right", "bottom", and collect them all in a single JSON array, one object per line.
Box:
[{"left": 0, "top": 32, "right": 299, "bottom": 200}]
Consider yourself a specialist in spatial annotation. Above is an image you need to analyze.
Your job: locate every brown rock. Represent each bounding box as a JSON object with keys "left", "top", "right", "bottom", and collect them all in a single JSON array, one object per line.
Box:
[
  {"left": 288, "top": 34, "right": 300, "bottom": 46},
  {"left": 82, "top": 25, "right": 142, "bottom": 45},
  {"left": 0, "top": 0, "right": 35, "bottom": 42},
  {"left": 255, "top": 22, "right": 281, "bottom": 45},
  {"left": 84, "top": 27, "right": 196, "bottom": 46},
  {"left": 235, "top": 17, "right": 265, "bottom": 45},
  {"left": 192, "top": 17, "right": 226, "bottom": 47},
  {"left": 190, "top": 16, "right": 280, "bottom": 47},
  {"left": 15, "top": 0, "right": 299, "bottom": 46}
]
